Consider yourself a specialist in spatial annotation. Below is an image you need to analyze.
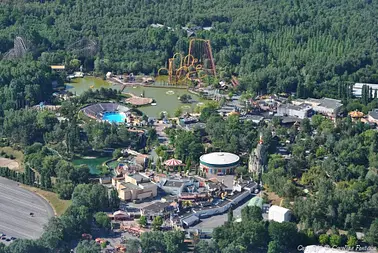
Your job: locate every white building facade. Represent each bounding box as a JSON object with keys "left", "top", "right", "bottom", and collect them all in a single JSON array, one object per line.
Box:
[{"left": 268, "top": 205, "right": 291, "bottom": 223}]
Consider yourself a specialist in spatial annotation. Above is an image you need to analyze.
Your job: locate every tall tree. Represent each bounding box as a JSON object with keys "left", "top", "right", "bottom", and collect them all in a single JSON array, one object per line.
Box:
[
  {"left": 366, "top": 219, "right": 378, "bottom": 246},
  {"left": 140, "top": 231, "right": 166, "bottom": 253},
  {"left": 75, "top": 240, "right": 101, "bottom": 253},
  {"left": 268, "top": 222, "right": 298, "bottom": 250},
  {"left": 152, "top": 216, "right": 163, "bottom": 230}
]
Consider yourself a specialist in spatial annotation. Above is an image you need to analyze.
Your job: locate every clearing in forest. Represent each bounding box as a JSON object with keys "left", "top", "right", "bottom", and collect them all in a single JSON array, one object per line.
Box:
[
  {"left": 0, "top": 157, "right": 20, "bottom": 172},
  {"left": 0, "top": 147, "right": 24, "bottom": 172}
]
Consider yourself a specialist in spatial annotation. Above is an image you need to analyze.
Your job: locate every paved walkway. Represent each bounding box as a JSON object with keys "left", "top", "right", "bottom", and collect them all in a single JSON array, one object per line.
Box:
[
  {"left": 0, "top": 177, "right": 54, "bottom": 240},
  {"left": 154, "top": 121, "right": 170, "bottom": 145}
]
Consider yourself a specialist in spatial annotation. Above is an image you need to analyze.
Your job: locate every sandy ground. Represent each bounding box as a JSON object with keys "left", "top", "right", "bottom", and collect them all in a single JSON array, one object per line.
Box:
[{"left": 0, "top": 158, "right": 20, "bottom": 171}]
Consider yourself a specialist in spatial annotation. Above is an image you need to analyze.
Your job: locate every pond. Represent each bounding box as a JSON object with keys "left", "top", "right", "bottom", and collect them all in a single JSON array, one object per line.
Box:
[
  {"left": 123, "top": 86, "right": 204, "bottom": 117},
  {"left": 65, "top": 76, "right": 120, "bottom": 95},
  {"left": 65, "top": 77, "right": 205, "bottom": 117},
  {"left": 72, "top": 156, "right": 112, "bottom": 175}
]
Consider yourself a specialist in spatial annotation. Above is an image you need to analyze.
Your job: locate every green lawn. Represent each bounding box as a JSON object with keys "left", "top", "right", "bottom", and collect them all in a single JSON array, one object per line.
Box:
[{"left": 0, "top": 146, "right": 24, "bottom": 163}]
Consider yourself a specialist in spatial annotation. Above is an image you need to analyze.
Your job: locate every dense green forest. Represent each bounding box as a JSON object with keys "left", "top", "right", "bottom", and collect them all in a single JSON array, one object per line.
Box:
[
  {"left": 0, "top": 59, "right": 62, "bottom": 114},
  {"left": 1, "top": 0, "right": 378, "bottom": 97},
  {"left": 0, "top": 88, "right": 147, "bottom": 201},
  {"left": 1, "top": 0, "right": 378, "bottom": 252},
  {"left": 261, "top": 116, "right": 378, "bottom": 246}
]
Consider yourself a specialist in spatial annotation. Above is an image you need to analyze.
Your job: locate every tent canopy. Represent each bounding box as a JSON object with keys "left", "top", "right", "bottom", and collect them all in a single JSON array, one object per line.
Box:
[{"left": 164, "top": 158, "right": 184, "bottom": 166}]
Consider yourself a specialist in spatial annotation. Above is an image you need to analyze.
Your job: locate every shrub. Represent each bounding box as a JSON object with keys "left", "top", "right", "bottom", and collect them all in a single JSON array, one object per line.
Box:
[
  {"left": 330, "top": 234, "right": 341, "bottom": 247},
  {"left": 319, "top": 234, "right": 329, "bottom": 245}
]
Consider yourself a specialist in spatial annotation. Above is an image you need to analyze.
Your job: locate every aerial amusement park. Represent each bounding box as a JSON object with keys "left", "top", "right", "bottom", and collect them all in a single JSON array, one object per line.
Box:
[
  {"left": 157, "top": 38, "right": 217, "bottom": 86},
  {"left": 48, "top": 36, "right": 232, "bottom": 117}
]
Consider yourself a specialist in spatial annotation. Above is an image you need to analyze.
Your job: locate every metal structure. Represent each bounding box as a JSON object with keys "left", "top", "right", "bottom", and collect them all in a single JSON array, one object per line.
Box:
[
  {"left": 158, "top": 39, "right": 216, "bottom": 85},
  {"left": 3, "top": 37, "right": 28, "bottom": 60},
  {"left": 66, "top": 37, "right": 98, "bottom": 57}
]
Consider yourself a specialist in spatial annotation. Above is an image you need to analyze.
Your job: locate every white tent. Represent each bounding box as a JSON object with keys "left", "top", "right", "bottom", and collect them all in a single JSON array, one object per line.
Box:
[{"left": 268, "top": 205, "right": 291, "bottom": 223}]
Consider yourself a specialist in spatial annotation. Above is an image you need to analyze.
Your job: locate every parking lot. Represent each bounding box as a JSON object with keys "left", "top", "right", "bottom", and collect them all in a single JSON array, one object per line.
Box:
[{"left": 0, "top": 177, "right": 54, "bottom": 243}]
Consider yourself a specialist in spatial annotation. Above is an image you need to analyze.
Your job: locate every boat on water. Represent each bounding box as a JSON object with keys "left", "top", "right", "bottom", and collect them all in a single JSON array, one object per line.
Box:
[{"left": 151, "top": 103, "right": 157, "bottom": 106}]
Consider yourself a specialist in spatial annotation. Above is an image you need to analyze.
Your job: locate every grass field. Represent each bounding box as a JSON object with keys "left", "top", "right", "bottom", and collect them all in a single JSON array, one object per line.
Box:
[
  {"left": 20, "top": 185, "right": 72, "bottom": 216},
  {"left": 0, "top": 147, "right": 24, "bottom": 172},
  {"left": 0, "top": 147, "right": 24, "bottom": 162}
]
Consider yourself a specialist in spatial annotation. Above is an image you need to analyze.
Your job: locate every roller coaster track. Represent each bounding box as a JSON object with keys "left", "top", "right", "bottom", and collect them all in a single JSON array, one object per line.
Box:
[
  {"left": 66, "top": 37, "right": 98, "bottom": 57},
  {"left": 3, "top": 37, "right": 28, "bottom": 60},
  {"left": 158, "top": 38, "right": 216, "bottom": 85}
]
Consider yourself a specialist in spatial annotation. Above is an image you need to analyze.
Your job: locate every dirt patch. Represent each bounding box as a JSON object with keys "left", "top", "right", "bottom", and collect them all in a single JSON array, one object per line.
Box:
[
  {"left": 0, "top": 157, "right": 20, "bottom": 172},
  {"left": 264, "top": 190, "right": 284, "bottom": 206},
  {"left": 124, "top": 93, "right": 153, "bottom": 106}
]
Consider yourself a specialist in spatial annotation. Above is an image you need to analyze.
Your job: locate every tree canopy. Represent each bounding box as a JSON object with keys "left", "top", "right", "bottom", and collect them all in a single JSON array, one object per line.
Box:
[{"left": 0, "top": 0, "right": 377, "bottom": 97}]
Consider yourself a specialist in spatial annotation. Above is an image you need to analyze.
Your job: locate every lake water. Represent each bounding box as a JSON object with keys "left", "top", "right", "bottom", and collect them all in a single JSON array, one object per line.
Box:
[
  {"left": 65, "top": 76, "right": 120, "bottom": 95},
  {"left": 72, "top": 157, "right": 111, "bottom": 175},
  {"left": 66, "top": 77, "right": 204, "bottom": 117},
  {"left": 123, "top": 86, "right": 204, "bottom": 117}
]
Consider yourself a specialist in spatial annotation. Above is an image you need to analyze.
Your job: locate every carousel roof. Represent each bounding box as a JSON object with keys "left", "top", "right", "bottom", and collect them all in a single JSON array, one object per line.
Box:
[
  {"left": 164, "top": 158, "right": 184, "bottom": 166},
  {"left": 349, "top": 110, "right": 364, "bottom": 118}
]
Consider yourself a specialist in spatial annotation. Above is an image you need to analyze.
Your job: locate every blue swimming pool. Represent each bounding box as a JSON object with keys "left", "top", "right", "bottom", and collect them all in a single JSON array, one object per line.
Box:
[{"left": 102, "top": 112, "right": 126, "bottom": 123}]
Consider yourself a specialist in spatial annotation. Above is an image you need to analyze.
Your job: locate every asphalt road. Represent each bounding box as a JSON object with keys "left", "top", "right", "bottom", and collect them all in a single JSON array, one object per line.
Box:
[
  {"left": 0, "top": 177, "right": 54, "bottom": 240},
  {"left": 193, "top": 194, "right": 254, "bottom": 230}
]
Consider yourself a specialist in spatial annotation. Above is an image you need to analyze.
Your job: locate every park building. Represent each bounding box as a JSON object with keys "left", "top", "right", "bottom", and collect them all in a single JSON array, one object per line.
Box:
[
  {"left": 140, "top": 201, "right": 177, "bottom": 221},
  {"left": 276, "top": 103, "right": 313, "bottom": 119},
  {"left": 367, "top": 109, "right": 378, "bottom": 124},
  {"left": 199, "top": 152, "right": 240, "bottom": 175},
  {"left": 112, "top": 173, "right": 157, "bottom": 202},
  {"left": 353, "top": 83, "right": 378, "bottom": 98},
  {"left": 292, "top": 97, "right": 342, "bottom": 119},
  {"left": 158, "top": 178, "right": 192, "bottom": 196},
  {"left": 50, "top": 65, "right": 65, "bottom": 71},
  {"left": 268, "top": 205, "right": 291, "bottom": 223}
]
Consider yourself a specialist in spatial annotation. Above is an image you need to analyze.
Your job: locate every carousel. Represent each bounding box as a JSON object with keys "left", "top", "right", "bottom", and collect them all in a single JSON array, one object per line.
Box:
[
  {"left": 348, "top": 110, "right": 365, "bottom": 121},
  {"left": 164, "top": 158, "right": 185, "bottom": 171}
]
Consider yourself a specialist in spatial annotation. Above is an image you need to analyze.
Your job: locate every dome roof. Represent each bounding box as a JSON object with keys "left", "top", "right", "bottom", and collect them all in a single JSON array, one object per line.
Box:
[
  {"left": 200, "top": 152, "right": 240, "bottom": 167},
  {"left": 248, "top": 196, "right": 263, "bottom": 208}
]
